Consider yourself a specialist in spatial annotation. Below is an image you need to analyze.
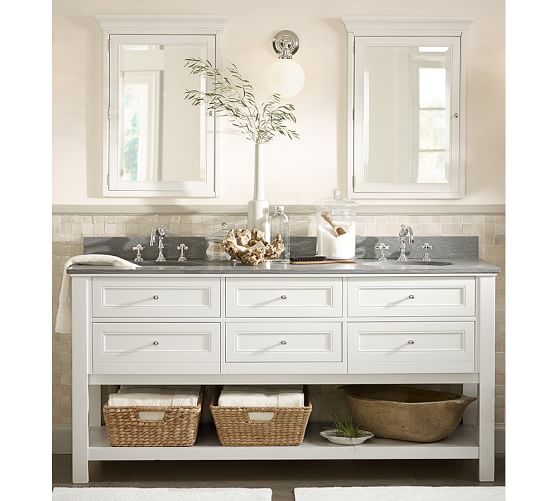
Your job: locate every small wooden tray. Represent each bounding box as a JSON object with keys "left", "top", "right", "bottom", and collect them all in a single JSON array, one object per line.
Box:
[{"left": 289, "top": 258, "right": 356, "bottom": 265}]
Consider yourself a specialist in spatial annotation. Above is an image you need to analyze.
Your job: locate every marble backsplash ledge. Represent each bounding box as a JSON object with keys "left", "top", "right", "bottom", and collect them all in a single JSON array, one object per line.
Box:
[{"left": 83, "top": 235, "right": 480, "bottom": 261}]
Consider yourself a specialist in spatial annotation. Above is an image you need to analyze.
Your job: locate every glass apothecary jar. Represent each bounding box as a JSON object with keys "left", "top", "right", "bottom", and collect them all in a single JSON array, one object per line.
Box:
[
  {"left": 316, "top": 189, "right": 358, "bottom": 259},
  {"left": 205, "top": 222, "right": 232, "bottom": 261}
]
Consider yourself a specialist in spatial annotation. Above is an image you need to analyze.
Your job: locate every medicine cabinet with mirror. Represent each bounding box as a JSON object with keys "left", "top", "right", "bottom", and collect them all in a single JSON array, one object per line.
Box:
[
  {"left": 96, "top": 16, "right": 228, "bottom": 197},
  {"left": 343, "top": 18, "right": 472, "bottom": 199}
]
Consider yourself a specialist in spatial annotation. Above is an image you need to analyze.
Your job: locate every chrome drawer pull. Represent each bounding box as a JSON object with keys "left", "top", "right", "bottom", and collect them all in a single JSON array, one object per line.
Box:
[
  {"left": 153, "top": 295, "right": 159, "bottom": 300},
  {"left": 153, "top": 340, "right": 159, "bottom": 345},
  {"left": 280, "top": 340, "right": 287, "bottom": 345},
  {"left": 408, "top": 295, "right": 415, "bottom": 299},
  {"left": 407, "top": 340, "right": 415, "bottom": 345},
  {"left": 280, "top": 295, "right": 287, "bottom": 300}
]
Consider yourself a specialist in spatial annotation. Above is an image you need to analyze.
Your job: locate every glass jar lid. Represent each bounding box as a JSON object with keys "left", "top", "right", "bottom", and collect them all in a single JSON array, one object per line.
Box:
[
  {"left": 315, "top": 189, "right": 358, "bottom": 215},
  {"left": 206, "top": 222, "right": 230, "bottom": 242}
]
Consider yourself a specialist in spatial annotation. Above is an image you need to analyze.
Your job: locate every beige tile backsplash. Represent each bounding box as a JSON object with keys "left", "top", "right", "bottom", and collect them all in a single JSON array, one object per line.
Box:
[{"left": 52, "top": 212, "right": 505, "bottom": 425}]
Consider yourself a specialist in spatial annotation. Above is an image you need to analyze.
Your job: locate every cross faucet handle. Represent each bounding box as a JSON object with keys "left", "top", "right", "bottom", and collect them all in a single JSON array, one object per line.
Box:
[
  {"left": 177, "top": 243, "right": 188, "bottom": 262},
  {"left": 132, "top": 244, "right": 145, "bottom": 263},
  {"left": 375, "top": 242, "right": 390, "bottom": 262},
  {"left": 421, "top": 242, "right": 432, "bottom": 262}
]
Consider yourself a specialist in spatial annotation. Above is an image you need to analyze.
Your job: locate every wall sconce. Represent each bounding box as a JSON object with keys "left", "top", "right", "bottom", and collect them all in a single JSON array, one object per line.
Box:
[{"left": 266, "top": 30, "right": 305, "bottom": 98}]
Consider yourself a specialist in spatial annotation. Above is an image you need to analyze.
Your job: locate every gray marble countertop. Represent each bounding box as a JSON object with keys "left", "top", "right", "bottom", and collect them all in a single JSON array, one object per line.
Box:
[{"left": 67, "top": 258, "right": 499, "bottom": 275}]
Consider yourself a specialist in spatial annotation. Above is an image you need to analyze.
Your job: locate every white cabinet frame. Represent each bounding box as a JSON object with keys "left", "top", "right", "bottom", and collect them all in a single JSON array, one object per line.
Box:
[
  {"left": 342, "top": 17, "right": 473, "bottom": 199},
  {"left": 96, "top": 15, "right": 228, "bottom": 197}
]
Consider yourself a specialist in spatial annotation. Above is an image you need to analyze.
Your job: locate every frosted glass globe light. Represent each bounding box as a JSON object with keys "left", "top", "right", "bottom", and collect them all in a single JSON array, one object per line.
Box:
[{"left": 266, "top": 58, "right": 305, "bottom": 98}]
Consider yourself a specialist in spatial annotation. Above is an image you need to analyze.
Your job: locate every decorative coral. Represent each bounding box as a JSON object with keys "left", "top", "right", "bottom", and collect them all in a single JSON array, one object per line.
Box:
[{"left": 222, "top": 228, "right": 285, "bottom": 266}]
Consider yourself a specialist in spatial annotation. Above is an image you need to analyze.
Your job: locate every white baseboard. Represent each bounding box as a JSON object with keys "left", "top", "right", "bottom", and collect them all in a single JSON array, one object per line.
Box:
[{"left": 52, "top": 424, "right": 506, "bottom": 456}]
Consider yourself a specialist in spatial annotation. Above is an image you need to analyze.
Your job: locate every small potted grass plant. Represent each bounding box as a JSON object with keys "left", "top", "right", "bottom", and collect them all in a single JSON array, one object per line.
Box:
[{"left": 320, "top": 415, "right": 374, "bottom": 445}]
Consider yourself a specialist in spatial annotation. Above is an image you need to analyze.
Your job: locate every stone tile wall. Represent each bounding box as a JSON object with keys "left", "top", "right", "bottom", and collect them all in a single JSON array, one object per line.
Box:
[{"left": 52, "top": 213, "right": 505, "bottom": 425}]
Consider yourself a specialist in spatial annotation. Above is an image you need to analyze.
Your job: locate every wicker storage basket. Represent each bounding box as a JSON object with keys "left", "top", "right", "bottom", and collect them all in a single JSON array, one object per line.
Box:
[
  {"left": 103, "top": 389, "right": 202, "bottom": 447},
  {"left": 210, "top": 386, "right": 312, "bottom": 446}
]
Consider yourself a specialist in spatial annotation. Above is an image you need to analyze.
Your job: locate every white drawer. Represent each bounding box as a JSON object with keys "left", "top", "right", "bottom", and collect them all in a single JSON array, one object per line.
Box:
[
  {"left": 226, "top": 277, "right": 342, "bottom": 318},
  {"left": 348, "top": 277, "right": 475, "bottom": 317},
  {"left": 348, "top": 321, "right": 475, "bottom": 374},
  {"left": 92, "top": 277, "right": 220, "bottom": 318},
  {"left": 225, "top": 322, "right": 343, "bottom": 363},
  {"left": 92, "top": 322, "right": 220, "bottom": 374}
]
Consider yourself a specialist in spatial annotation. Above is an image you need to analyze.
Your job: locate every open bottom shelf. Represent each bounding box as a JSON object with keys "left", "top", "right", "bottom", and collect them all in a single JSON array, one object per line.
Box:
[{"left": 88, "top": 423, "right": 479, "bottom": 461}]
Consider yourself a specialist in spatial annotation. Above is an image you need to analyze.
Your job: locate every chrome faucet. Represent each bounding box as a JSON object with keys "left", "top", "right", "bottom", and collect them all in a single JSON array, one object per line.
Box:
[
  {"left": 177, "top": 243, "right": 188, "bottom": 262},
  {"left": 150, "top": 225, "right": 167, "bottom": 262},
  {"left": 422, "top": 242, "right": 432, "bottom": 262},
  {"left": 397, "top": 224, "right": 414, "bottom": 262},
  {"left": 375, "top": 242, "right": 389, "bottom": 262},
  {"left": 132, "top": 244, "right": 145, "bottom": 263}
]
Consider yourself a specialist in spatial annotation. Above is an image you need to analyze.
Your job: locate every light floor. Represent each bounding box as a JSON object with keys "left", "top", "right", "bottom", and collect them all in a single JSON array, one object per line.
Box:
[{"left": 53, "top": 455, "right": 505, "bottom": 501}]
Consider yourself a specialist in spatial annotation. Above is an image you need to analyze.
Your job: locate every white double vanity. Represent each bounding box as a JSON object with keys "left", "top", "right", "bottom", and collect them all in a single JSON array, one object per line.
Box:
[
  {"left": 63, "top": 11, "right": 500, "bottom": 487},
  {"left": 69, "top": 261, "right": 498, "bottom": 483}
]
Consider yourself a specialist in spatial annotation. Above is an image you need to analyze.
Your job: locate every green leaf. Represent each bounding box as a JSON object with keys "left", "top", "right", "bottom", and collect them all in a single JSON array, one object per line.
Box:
[{"left": 183, "top": 57, "right": 299, "bottom": 142}]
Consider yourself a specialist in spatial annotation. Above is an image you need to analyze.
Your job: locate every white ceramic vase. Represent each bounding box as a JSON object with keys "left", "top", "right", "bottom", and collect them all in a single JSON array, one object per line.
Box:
[{"left": 247, "top": 142, "right": 270, "bottom": 239}]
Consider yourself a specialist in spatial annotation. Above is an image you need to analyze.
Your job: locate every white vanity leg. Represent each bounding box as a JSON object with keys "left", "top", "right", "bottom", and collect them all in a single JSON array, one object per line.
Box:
[
  {"left": 72, "top": 277, "right": 91, "bottom": 483},
  {"left": 477, "top": 277, "right": 496, "bottom": 482}
]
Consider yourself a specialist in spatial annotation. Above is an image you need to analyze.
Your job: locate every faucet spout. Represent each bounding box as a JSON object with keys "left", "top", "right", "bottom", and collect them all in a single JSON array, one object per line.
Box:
[
  {"left": 150, "top": 225, "right": 167, "bottom": 262},
  {"left": 407, "top": 226, "right": 414, "bottom": 244},
  {"left": 397, "top": 224, "right": 414, "bottom": 262}
]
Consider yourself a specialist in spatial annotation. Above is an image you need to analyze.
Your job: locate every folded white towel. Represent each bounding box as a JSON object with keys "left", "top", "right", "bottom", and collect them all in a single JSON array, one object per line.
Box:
[
  {"left": 108, "top": 385, "right": 200, "bottom": 407},
  {"left": 118, "top": 385, "right": 200, "bottom": 394},
  {"left": 108, "top": 394, "right": 200, "bottom": 407},
  {"left": 55, "top": 254, "right": 140, "bottom": 334},
  {"left": 218, "top": 385, "right": 304, "bottom": 408}
]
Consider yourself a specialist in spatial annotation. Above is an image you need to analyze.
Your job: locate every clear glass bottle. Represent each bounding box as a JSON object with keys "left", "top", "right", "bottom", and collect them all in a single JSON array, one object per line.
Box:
[
  {"left": 205, "top": 222, "right": 232, "bottom": 261},
  {"left": 269, "top": 205, "right": 290, "bottom": 263}
]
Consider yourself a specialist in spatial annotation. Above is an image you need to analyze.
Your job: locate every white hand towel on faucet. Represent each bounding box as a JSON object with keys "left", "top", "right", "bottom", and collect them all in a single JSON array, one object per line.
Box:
[
  {"left": 218, "top": 385, "right": 304, "bottom": 408},
  {"left": 55, "top": 254, "right": 140, "bottom": 334},
  {"left": 108, "top": 385, "right": 200, "bottom": 407}
]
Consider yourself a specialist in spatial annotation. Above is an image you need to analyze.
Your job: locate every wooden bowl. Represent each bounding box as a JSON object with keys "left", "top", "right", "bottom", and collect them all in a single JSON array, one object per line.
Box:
[{"left": 344, "top": 385, "right": 476, "bottom": 443}]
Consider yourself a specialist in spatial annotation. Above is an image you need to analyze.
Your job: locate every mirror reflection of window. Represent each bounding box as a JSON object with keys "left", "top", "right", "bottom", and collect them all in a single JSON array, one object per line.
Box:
[
  {"left": 416, "top": 47, "right": 450, "bottom": 184},
  {"left": 363, "top": 44, "right": 451, "bottom": 185},
  {"left": 117, "top": 43, "right": 206, "bottom": 184},
  {"left": 120, "top": 73, "right": 159, "bottom": 182}
]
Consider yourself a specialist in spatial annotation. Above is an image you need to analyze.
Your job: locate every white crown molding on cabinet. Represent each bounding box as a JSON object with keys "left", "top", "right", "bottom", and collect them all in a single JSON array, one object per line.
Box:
[
  {"left": 95, "top": 15, "right": 229, "bottom": 33},
  {"left": 341, "top": 16, "right": 475, "bottom": 35},
  {"left": 51, "top": 204, "right": 505, "bottom": 215}
]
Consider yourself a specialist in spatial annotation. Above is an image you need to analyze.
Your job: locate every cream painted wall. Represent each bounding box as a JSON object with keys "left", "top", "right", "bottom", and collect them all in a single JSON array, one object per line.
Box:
[{"left": 52, "top": 0, "right": 504, "bottom": 208}]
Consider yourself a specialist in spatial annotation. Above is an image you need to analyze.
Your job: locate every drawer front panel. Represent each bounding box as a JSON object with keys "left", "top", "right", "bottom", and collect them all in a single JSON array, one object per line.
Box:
[
  {"left": 226, "top": 322, "right": 343, "bottom": 363},
  {"left": 226, "top": 278, "right": 342, "bottom": 317},
  {"left": 348, "top": 321, "right": 475, "bottom": 373},
  {"left": 92, "top": 277, "right": 220, "bottom": 318},
  {"left": 92, "top": 322, "right": 220, "bottom": 374},
  {"left": 348, "top": 277, "right": 475, "bottom": 317}
]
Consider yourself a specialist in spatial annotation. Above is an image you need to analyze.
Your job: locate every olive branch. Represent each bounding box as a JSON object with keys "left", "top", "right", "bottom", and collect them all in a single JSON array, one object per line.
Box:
[{"left": 184, "top": 57, "right": 300, "bottom": 144}]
